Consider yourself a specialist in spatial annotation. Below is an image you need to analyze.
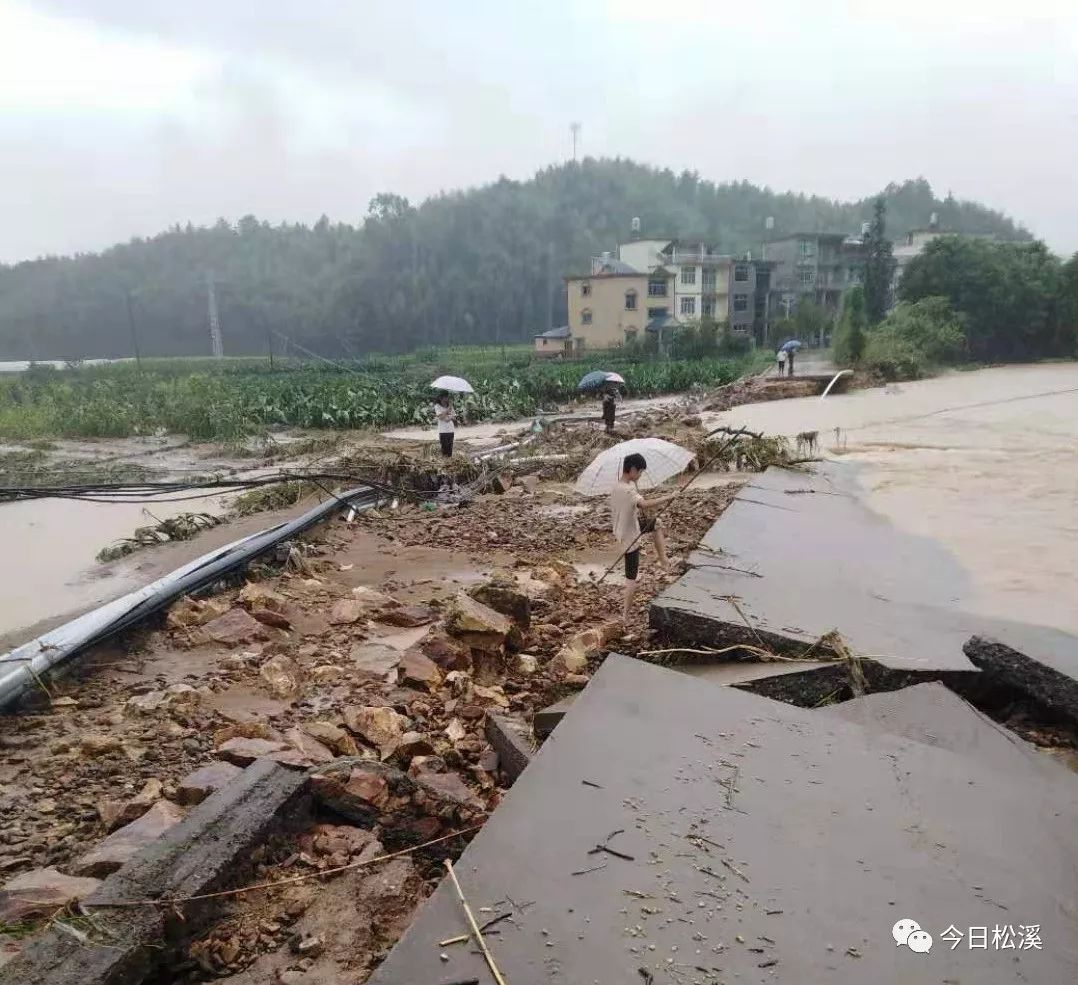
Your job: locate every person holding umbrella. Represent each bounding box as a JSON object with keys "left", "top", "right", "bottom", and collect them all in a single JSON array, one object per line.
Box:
[
  {"left": 429, "top": 375, "right": 474, "bottom": 458},
  {"left": 433, "top": 391, "right": 456, "bottom": 457},
  {"left": 575, "top": 437, "right": 694, "bottom": 624},
  {"left": 601, "top": 385, "right": 618, "bottom": 434}
]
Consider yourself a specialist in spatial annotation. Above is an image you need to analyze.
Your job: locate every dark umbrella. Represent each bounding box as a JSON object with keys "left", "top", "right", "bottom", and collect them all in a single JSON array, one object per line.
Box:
[
  {"left": 578, "top": 370, "right": 625, "bottom": 391},
  {"left": 780, "top": 339, "right": 803, "bottom": 353}
]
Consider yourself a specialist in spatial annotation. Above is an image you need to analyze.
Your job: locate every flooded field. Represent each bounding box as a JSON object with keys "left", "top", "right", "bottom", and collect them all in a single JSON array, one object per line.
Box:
[{"left": 706, "top": 362, "right": 1078, "bottom": 635}]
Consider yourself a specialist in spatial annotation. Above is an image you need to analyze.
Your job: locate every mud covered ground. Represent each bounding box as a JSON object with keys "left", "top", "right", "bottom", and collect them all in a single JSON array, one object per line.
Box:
[{"left": 0, "top": 466, "right": 740, "bottom": 979}]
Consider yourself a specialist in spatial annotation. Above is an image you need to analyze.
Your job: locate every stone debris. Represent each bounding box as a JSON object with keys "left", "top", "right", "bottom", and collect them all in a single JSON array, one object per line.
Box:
[
  {"left": 204, "top": 607, "right": 271, "bottom": 646},
  {"left": 282, "top": 728, "right": 336, "bottom": 765},
  {"left": 238, "top": 582, "right": 287, "bottom": 613},
  {"left": 444, "top": 593, "right": 512, "bottom": 653},
  {"left": 97, "top": 777, "right": 163, "bottom": 832},
  {"left": 0, "top": 867, "right": 101, "bottom": 923},
  {"left": 259, "top": 654, "right": 304, "bottom": 699},
  {"left": 71, "top": 799, "right": 185, "bottom": 877},
  {"left": 217, "top": 737, "right": 291, "bottom": 766},
  {"left": 344, "top": 706, "right": 411, "bottom": 754},
  {"left": 398, "top": 650, "right": 443, "bottom": 691},
  {"left": 349, "top": 643, "right": 402, "bottom": 682},
  {"left": 166, "top": 595, "right": 231, "bottom": 630},
  {"left": 301, "top": 721, "right": 359, "bottom": 756},
  {"left": 176, "top": 761, "right": 244, "bottom": 805}
]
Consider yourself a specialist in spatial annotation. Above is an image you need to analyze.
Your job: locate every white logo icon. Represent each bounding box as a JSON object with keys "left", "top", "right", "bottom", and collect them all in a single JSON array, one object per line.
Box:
[{"left": 893, "top": 919, "right": 933, "bottom": 953}]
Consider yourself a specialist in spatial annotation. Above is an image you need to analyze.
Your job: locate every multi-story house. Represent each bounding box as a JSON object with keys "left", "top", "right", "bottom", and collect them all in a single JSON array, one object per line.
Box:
[
  {"left": 535, "top": 255, "right": 674, "bottom": 356},
  {"left": 538, "top": 237, "right": 773, "bottom": 355},
  {"left": 766, "top": 232, "right": 869, "bottom": 320}
]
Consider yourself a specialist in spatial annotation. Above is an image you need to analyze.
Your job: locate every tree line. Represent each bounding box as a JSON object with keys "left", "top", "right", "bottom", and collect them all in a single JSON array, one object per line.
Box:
[
  {"left": 0, "top": 158, "right": 1032, "bottom": 361},
  {"left": 833, "top": 211, "right": 1077, "bottom": 377}
]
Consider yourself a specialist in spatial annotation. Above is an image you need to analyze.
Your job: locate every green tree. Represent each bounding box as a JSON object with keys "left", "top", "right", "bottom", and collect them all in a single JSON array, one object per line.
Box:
[
  {"left": 833, "top": 287, "right": 867, "bottom": 364},
  {"left": 900, "top": 237, "right": 1062, "bottom": 360},
  {"left": 863, "top": 197, "right": 896, "bottom": 324},
  {"left": 793, "top": 299, "right": 830, "bottom": 347},
  {"left": 861, "top": 296, "right": 967, "bottom": 379}
]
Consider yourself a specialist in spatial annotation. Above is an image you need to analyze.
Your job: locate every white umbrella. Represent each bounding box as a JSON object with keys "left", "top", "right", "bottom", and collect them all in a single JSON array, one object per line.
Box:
[
  {"left": 430, "top": 375, "right": 475, "bottom": 394},
  {"left": 574, "top": 438, "right": 694, "bottom": 498}
]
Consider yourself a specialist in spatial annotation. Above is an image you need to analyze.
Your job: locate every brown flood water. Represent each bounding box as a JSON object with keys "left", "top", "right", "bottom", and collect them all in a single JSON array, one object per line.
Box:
[{"left": 704, "top": 362, "right": 1078, "bottom": 635}]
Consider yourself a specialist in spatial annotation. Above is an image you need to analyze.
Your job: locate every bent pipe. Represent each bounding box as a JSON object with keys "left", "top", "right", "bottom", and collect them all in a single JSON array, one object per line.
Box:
[{"left": 0, "top": 485, "right": 383, "bottom": 711}]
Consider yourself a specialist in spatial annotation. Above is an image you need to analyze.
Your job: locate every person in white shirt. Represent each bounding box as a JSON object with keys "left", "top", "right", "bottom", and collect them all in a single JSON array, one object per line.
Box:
[
  {"left": 433, "top": 392, "right": 455, "bottom": 457},
  {"left": 776, "top": 347, "right": 787, "bottom": 376},
  {"left": 611, "top": 452, "right": 676, "bottom": 623}
]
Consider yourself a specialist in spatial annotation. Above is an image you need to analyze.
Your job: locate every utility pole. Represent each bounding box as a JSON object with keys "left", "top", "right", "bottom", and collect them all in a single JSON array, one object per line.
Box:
[
  {"left": 125, "top": 290, "right": 142, "bottom": 371},
  {"left": 206, "top": 272, "right": 224, "bottom": 358},
  {"left": 570, "top": 122, "right": 581, "bottom": 162},
  {"left": 265, "top": 319, "right": 275, "bottom": 370},
  {"left": 545, "top": 241, "right": 555, "bottom": 334}
]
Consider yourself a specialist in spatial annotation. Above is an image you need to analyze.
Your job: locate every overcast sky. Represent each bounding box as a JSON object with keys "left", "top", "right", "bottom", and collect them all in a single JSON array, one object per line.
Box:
[{"left": 2, "top": 0, "right": 1076, "bottom": 264}]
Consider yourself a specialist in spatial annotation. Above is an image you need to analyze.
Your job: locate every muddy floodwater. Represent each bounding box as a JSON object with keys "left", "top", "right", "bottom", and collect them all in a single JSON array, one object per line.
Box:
[{"left": 706, "top": 362, "right": 1078, "bottom": 636}]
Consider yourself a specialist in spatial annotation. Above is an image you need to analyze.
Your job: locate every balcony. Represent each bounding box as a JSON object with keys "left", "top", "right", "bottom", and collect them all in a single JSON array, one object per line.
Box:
[{"left": 659, "top": 250, "right": 730, "bottom": 266}]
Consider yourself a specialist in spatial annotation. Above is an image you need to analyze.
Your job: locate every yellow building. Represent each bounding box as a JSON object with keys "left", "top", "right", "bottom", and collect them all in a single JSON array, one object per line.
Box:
[{"left": 534, "top": 261, "right": 675, "bottom": 356}]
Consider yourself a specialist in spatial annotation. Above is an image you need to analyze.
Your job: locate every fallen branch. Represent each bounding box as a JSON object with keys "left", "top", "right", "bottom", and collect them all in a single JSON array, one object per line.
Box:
[{"left": 444, "top": 859, "right": 509, "bottom": 985}]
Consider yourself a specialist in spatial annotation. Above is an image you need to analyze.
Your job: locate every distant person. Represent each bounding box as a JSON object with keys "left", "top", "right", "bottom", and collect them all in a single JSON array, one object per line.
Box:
[
  {"left": 433, "top": 391, "right": 455, "bottom": 457},
  {"left": 776, "top": 347, "right": 787, "bottom": 376},
  {"left": 611, "top": 453, "right": 675, "bottom": 624},
  {"left": 787, "top": 346, "right": 796, "bottom": 377},
  {"left": 601, "top": 386, "right": 617, "bottom": 434}
]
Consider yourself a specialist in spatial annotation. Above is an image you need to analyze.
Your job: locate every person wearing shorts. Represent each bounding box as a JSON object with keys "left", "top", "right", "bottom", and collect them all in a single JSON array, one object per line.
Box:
[{"left": 610, "top": 453, "right": 674, "bottom": 623}]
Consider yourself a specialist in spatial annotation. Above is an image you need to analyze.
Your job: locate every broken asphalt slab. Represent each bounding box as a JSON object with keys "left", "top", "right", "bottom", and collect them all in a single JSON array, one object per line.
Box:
[
  {"left": 368, "top": 654, "right": 1078, "bottom": 985},
  {"left": 651, "top": 464, "right": 1078, "bottom": 683},
  {"left": 966, "top": 635, "right": 1078, "bottom": 729},
  {"left": 0, "top": 758, "right": 309, "bottom": 985}
]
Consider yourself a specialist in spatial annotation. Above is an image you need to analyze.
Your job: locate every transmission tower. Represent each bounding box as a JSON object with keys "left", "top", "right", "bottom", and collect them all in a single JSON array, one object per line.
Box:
[
  {"left": 570, "top": 121, "right": 581, "bottom": 161},
  {"left": 206, "top": 272, "right": 224, "bottom": 358}
]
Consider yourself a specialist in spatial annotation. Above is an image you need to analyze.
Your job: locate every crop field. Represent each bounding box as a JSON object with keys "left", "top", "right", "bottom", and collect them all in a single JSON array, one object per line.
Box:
[{"left": 0, "top": 346, "right": 768, "bottom": 441}]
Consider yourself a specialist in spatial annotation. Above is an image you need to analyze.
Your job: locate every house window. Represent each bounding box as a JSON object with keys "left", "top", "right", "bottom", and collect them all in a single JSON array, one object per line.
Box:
[
  {"left": 581, "top": 282, "right": 591, "bottom": 297},
  {"left": 648, "top": 279, "right": 667, "bottom": 297},
  {"left": 734, "top": 264, "right": 750, "bottom": 282},
  {"left": 581, "top": 309, "right": 592, "bottom": 325},
  {"left": 799, "top": 239, "right": 813, "bottom": 257},
  {"left": 680, "top": 265, "right": 696, "bottom": 285},
  {"left": 799, "top": 269, "right": 815, "bottom": 286},
  {"left": 625, "top": 327, "right": 638, "bottom": 343},
  {"left": 733, "top": 294, "right": 749, "bottom": 313},
  {"left": 541, "top": 338, "right": 547, "bottom": 346},
  {"left": 701, "top": 270, "right": 716, "bottom": 290},
  {"left": 680, "top": 296, "right": 696, "bottom": 316},
  {"left": 625, "top": 290, "right": 637, "bottom": 311},
  {"left": 702, "top": 297, "right": 716, "bottom": 318},
  {"left": 648, "top": 307, "right": 668, "bottom": 320},
  {"left": 849, "top": 267, "right": 861, "bottom": 282}
]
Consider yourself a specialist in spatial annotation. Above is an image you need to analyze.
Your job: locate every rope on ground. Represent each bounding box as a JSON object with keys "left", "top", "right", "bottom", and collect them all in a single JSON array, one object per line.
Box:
[{"left": 85, "top": 824, "right": 482, "bottom": 909}]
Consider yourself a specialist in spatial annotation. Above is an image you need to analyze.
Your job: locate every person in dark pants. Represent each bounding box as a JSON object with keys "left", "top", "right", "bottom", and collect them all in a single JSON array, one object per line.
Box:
[
  {"left": 787, "top": 348, "right": 796, "bottom": 376},
  {"left": 610, "top": 453, "right": 675, "bottom": 624},
  {"left": 434, "top": 392, "right": 455, "bottom": 457},
  {"left": 601, "top": 386, "right": 617, "bottom": 434}
]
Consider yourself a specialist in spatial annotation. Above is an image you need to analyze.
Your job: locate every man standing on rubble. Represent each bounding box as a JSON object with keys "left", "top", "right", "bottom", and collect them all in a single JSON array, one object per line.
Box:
[{"left": 611, "top": 452, "right": 675, "bottom": 623}]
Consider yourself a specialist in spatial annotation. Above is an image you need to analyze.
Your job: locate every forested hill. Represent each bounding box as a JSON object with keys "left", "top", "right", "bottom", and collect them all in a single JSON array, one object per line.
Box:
[{"left": 0, "top": 159, "right": 1031, "bottom": 360}]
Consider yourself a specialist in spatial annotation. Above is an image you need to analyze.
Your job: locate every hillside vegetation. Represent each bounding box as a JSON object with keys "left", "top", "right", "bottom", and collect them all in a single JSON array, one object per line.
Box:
[{"left": 0, "top": 159, "right": 1030, "bottom": 360}]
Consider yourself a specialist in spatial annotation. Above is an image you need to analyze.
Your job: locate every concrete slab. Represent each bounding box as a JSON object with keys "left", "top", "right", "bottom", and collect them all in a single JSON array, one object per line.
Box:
[
  {"left": 0, "top": 759, "right": 309, "bottom": 985},
  {"left": 820, "top": 682, "right": 1060, "bottom": 777},
  {"left": 652, "top": 464, "right": 1078, "bottom": 682},
  {"left": 484, "top": 714, "right": 534, "bottom": 783},
  {"left": 369, "top": 655, "right": 1078, "bottom": 985}
]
